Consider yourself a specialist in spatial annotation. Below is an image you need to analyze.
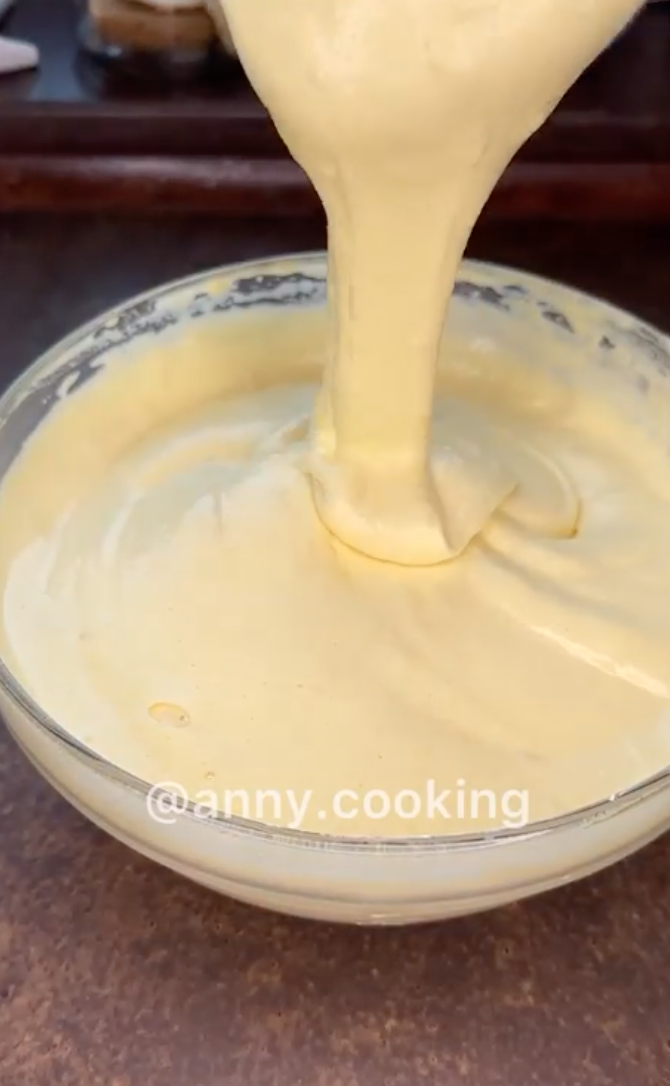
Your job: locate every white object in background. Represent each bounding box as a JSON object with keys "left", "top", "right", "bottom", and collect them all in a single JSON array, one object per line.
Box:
[
  {"left": 0, "top": 0, "right": 39, "bottom": 75},
  {"left": 0, "top": 35, "right": 38, "bottom": 74}
]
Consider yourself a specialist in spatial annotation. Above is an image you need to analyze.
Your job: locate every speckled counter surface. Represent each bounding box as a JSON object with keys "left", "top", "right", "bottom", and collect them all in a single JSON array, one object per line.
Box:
[{"left": 1, "top": 215, "right": 670, "bottom": 1086}]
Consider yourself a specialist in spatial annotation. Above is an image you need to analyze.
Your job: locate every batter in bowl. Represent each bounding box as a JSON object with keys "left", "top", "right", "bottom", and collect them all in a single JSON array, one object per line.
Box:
[{"left": 0, "top": 0, "right": 662, "bottom": 837}]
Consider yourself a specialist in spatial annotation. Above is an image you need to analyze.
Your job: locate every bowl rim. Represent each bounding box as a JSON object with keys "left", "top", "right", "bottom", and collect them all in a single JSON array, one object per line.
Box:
[{"left": 2, "top": 247, "right": 670, "bottom": 857}]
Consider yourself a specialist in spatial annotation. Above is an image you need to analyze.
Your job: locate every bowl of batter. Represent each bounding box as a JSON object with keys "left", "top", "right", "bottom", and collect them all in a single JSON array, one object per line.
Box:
[
  {"left": 0, "top": 0, "right": 659, "bottom": 923},
  {"left": 1, "top": 252, "right": 670, "bottom": 925}
]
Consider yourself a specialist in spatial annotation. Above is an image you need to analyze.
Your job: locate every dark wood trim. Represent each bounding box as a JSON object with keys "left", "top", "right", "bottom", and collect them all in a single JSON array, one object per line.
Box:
[
  {"left": 2, "top": 157, "right": 670, "bottom": 220},
  {"left": 4, "top": 103, "right": 670, "bottom": 165},
  {"left": 0, "top": 155, "right": 312, "bottom": 215}
]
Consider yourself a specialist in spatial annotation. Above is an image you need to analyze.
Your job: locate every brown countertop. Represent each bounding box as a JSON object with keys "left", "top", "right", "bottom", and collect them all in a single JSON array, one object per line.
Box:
[{"left": 1, "top": 215, "right": 670, "bottom": 1085}]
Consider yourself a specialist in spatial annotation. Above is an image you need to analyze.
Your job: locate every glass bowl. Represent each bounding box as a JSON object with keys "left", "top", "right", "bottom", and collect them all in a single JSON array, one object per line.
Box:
[{"left": 2, "top": 252, "right": 670, "bottom": 926}]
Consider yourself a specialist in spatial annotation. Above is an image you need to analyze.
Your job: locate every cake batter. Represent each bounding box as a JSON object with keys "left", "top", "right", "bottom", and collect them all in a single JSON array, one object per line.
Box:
[
  {"left": 0, "top": 0, "right": 661, "bottom": 837},
  {"left": 222, "top": 0, "right": 642, "bottom": 565}
]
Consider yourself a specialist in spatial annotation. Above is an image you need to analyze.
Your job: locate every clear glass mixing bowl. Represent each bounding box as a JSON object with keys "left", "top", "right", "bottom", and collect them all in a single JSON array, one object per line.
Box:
[{"left": 2, "top": 252, "right": 670, "bottom": 926}]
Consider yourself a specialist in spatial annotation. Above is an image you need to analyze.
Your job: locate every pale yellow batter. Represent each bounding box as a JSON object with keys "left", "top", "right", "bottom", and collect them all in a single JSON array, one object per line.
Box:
[
  {"left": 0, "top": 0, "right": 661, "bottom": 838},
  {"left": 223, "top": 0, "right": 641, "bottom": 566}
]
